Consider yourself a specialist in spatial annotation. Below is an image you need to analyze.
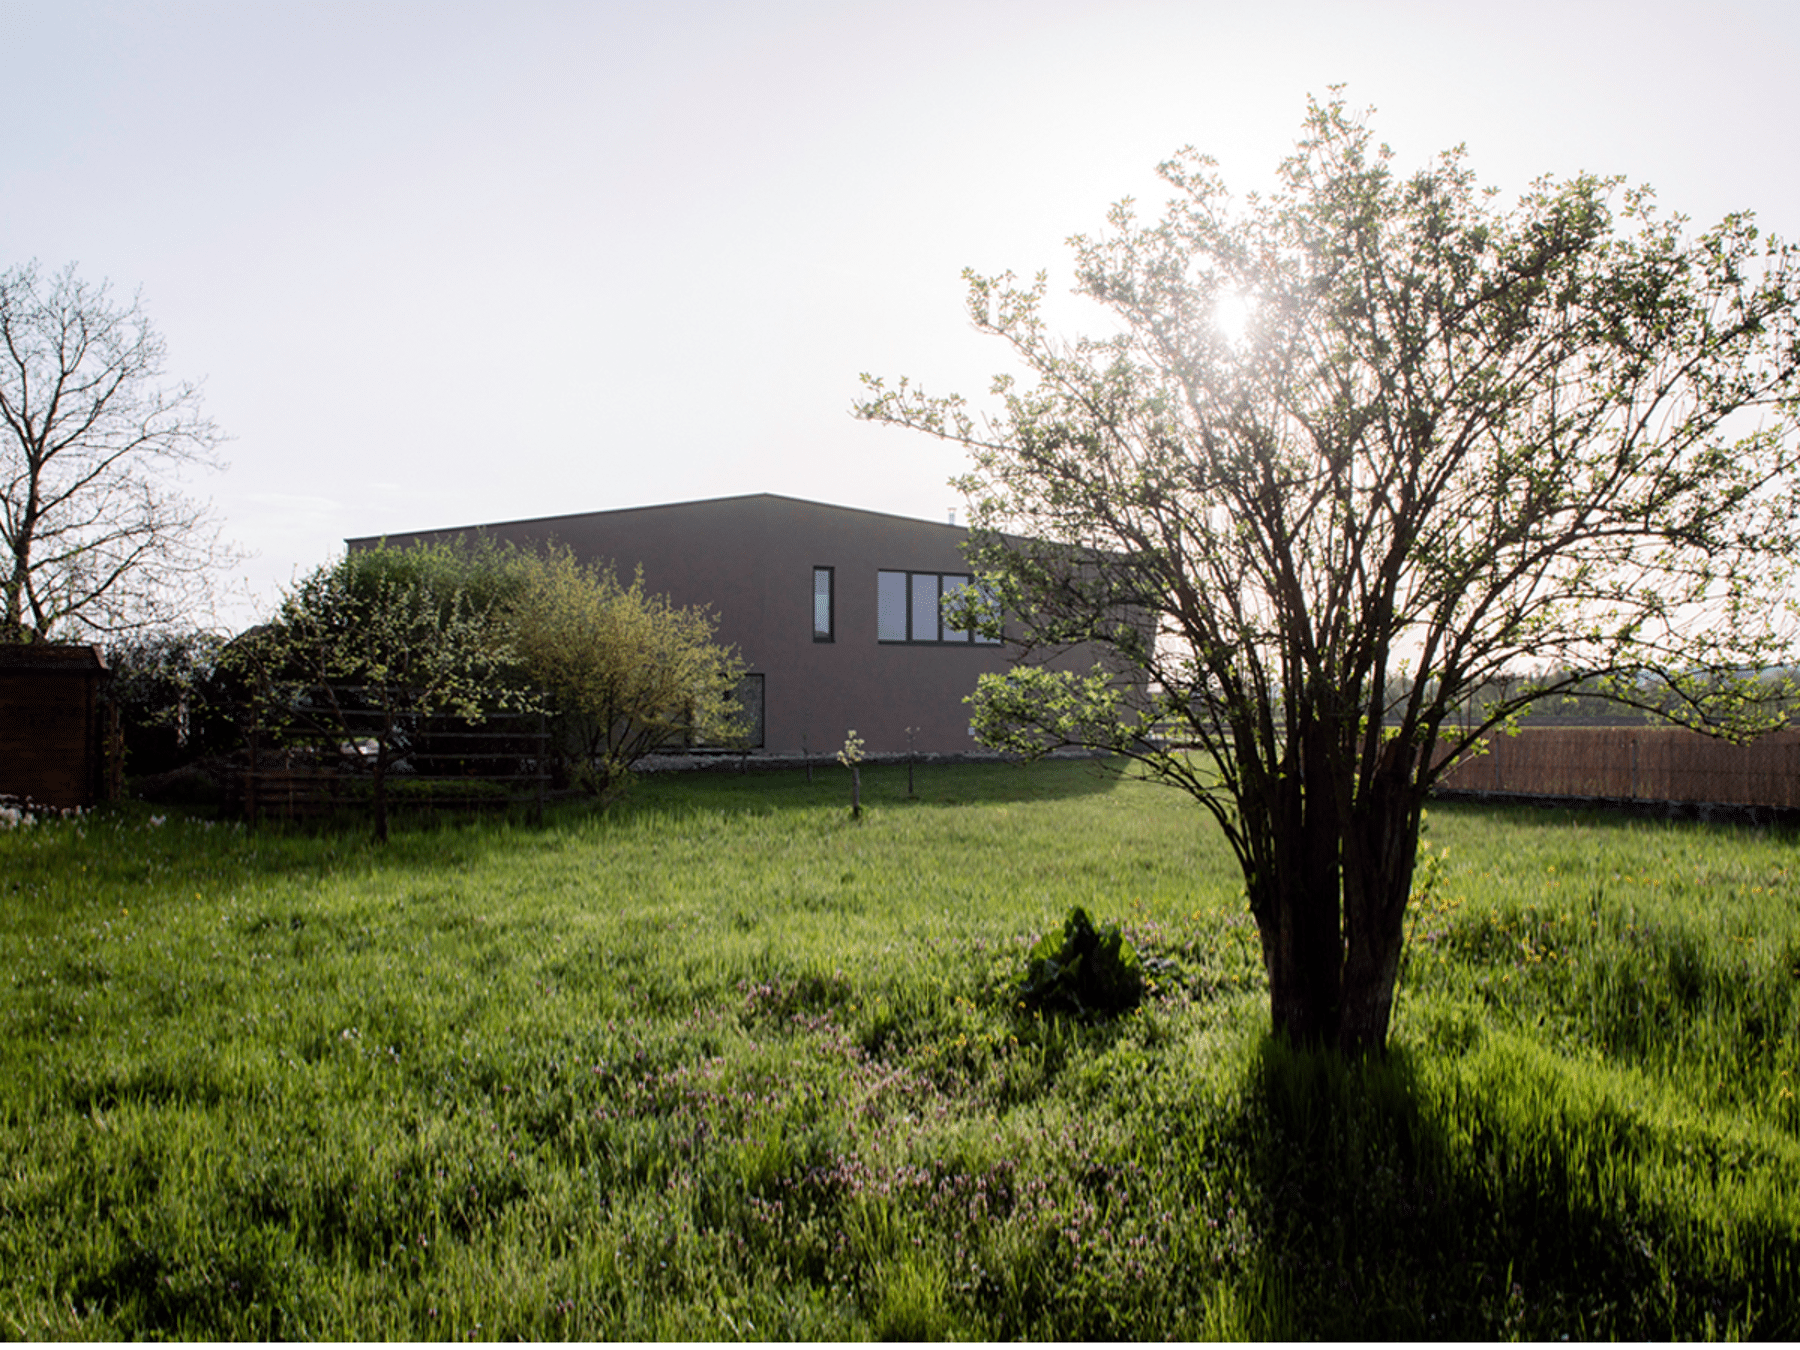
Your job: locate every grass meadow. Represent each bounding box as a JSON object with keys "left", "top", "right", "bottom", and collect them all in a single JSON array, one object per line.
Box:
[{"left": 4, "top": 758, "right": 1800, "bottom": 1338}]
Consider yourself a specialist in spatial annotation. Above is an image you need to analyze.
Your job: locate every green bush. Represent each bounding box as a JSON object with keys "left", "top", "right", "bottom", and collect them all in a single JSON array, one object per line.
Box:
[{"left": 1016, "top": 905, "right": 1143, "bottom": 1018}]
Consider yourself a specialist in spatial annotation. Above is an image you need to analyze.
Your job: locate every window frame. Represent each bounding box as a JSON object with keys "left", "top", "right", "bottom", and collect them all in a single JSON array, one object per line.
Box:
[
  {"left": 876, "top": 569, "right": 1001, "bottom": 646},
  {"left": 812, "top": 565, "right": 835, "bottom": 643}
]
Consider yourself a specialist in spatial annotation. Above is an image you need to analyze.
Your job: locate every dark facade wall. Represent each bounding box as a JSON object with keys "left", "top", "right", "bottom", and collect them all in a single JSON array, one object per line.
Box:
[
  {"left": 354, "top": 493, "right": 1105, "bottom": 756},
  {"left": 0, "top": 647, "right": 108, "bottom": 808}
]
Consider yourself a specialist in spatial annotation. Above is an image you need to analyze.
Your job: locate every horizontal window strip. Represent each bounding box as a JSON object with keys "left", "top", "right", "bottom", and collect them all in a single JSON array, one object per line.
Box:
[{"left": 876, "top": 569, "right": 1000, "bottom": 645}]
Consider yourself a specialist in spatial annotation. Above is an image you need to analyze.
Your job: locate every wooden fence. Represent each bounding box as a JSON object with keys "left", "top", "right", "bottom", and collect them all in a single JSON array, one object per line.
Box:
[
  {"left": 1434, "top": 726, "right": 1800, "bottom": 809},
  {"left": 238, "top": 765, "right": 533, "bottom": 823},
  {"left": 239, "top": 691, "right": 549, "bottom": 825}
]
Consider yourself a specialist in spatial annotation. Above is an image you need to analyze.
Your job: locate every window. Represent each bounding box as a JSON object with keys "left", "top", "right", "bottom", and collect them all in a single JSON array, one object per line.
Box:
[
  {"left": 910, "top": 572, "right": 939, "bottom": 641},
  {"left": 941, "top": 574, "right": 971, "bottom": 640},
  {"left": 877, "top": 569, "right": 907, "bottom": 641},
  {"left": 876, "top": 570, "right": 1001, "bottom": 644},
  {"left": 690, "top": 673, "right": 764, "bottom": 748},
  {"left": 812, "top": 566, "right": 834, "bottom": 642},
  {"left": 731, "top": 673, "right": 765, "bottom": 748}
]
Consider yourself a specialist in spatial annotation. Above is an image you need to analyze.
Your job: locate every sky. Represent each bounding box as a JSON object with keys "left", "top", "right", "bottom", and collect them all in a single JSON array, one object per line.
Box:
[{"left": 3, "top": 0, "right": 1797, "bottom": 629}]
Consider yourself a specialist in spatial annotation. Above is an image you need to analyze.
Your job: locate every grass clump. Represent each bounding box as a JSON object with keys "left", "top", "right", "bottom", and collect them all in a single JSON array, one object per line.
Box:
[{"left": 2, "top": 764, "right": 1799, "bottom": 1336}]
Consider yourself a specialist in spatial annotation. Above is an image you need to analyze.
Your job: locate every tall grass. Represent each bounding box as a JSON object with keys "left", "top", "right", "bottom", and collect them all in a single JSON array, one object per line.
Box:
[{"left": 2, "top": 763, "right": 1797, "bottom": 1337}]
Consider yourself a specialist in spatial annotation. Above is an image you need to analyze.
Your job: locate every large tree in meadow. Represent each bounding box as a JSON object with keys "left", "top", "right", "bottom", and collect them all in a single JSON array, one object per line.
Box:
[{"left": 857, "top": 97, "right": 1800, "bottom": 1055}]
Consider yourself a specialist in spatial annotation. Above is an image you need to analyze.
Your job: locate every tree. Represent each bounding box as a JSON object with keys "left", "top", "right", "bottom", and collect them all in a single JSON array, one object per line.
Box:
[
  {"left": 234, "top": 541, "right": 748, "bottom": 833},
  {"left": 503, "top": 546, "right": 747, "bottom": 801},
  {"left": 856, "top": 97, "right": 1800, "bottom": 1055},
  {"left": 0, "top": 262, "right": 233, "bottom": 640},
  {"left": 232, "top": 544, "right": 523, "bottom": 842},
  {"left": 104, "top": 628, "right": 236, "bottom": 777}
]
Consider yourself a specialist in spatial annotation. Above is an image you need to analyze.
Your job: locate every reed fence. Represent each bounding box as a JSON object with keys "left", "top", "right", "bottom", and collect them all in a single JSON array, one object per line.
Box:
[{"left": 1433, "top": 726, "right": 1800, "bottom": 809}]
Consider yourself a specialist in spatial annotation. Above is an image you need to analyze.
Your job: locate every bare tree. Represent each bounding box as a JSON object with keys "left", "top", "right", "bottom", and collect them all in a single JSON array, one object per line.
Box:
[
  {"left": 858, "top": 97, "right": 1800, "bottom": 1055},
  {"left": 0, "top": 261, "right": 234, "bottom": 640}
]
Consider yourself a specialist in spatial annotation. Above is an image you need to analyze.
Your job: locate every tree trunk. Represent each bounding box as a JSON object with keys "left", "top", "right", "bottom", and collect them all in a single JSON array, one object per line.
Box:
[
  {"left": 1253, "top": 723, "right": 1349, "bottom": 1049},
  {"left": 1339, "top": 748, "right": 1425, "bottom": 1055},
  {"left": 1248, "top": 727, "right": 1424, "bottom": 1056}
]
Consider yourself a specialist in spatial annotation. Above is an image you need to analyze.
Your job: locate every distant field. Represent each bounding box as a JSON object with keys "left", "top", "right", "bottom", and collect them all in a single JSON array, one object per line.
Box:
[{"left": 3, "top": 760, "right": 1799, "bottom": 1337}]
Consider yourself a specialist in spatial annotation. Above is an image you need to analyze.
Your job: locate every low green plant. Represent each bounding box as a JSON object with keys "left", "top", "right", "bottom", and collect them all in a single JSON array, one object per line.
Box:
[{"left": 1016, "top": 905, "right": 1144, "bottom": 1017}]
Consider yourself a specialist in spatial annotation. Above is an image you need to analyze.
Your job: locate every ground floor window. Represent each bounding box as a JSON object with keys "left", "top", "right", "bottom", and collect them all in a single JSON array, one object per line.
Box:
[{"left": 731, "top": 673, "right": 765, "bottom": 747}]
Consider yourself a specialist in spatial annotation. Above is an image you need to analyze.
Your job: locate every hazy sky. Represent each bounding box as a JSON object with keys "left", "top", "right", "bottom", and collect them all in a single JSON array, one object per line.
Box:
[{"left": 4, "top": 0, "right": 1796, "bottom": 627}]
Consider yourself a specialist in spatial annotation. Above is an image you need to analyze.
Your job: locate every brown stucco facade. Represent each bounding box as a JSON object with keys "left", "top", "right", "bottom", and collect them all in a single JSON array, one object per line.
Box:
[{"left": 349, "top": 493, "right": 1102, "bottom": 756}]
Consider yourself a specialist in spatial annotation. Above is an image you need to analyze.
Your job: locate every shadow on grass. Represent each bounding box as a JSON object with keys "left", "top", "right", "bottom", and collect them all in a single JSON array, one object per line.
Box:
[
  {"left": 217, "top": 756, "right": 1120, "bottom": 839},
  {"left": 1425, "top": 794, "right": 1800, "bottom": 842},
  {"left": 1222, "top": 1035, "right": 1798, "bottom": 1338},
  {"left": 43, "top": 758, "right": 1130, "bottom": 896},
  {"left": 624, "top": 756, "right": 1126, "bottom": 814}
]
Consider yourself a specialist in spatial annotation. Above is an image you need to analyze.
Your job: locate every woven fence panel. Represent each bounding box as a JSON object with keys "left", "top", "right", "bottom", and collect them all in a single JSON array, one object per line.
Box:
[{"left": 1434, "top": 727, "right": 1800, "bottom": 808}]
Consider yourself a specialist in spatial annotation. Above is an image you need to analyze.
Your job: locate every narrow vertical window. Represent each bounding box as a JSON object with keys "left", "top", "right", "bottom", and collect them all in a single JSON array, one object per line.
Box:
[
  {"left": 940, "top": 574, "right": 973, "bottom": 642},
  {"left": 979, "top": 583, "right": 1008, "bottom": 644},
  {"left": 910, "top": 572, "right": 939, "bottom": 642},
  {"left": 813, "top": 566, "right": 834, "bottom": 642},
  {"left": 973, "top": 582, "right": 1002, "bottom": 644},
  {"left": 877, "top": 570, "right": 907, "bottom": 641}
]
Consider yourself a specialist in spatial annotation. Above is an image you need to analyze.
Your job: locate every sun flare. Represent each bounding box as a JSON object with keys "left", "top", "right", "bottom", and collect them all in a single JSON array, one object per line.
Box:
[{"left": 1214, "top": 290, "right": 1253, "bottom": 347}]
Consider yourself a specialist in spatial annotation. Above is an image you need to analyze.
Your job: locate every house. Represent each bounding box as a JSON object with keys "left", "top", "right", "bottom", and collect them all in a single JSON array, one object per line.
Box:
[
  {"left": 347, "top": 492, "right": 1112, "bottom": 757},
  {"left": 0, "top": 644, "right": 111, "bottom": 808}
]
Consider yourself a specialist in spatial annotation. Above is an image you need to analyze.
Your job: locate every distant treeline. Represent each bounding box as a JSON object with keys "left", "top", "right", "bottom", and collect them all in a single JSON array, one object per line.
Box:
[{"left": 1389, "top": 669, "right": 1800, "bottom": 730}]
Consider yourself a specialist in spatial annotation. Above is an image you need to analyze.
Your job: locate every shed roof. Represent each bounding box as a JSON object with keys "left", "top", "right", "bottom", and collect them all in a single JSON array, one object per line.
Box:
[{"left": 0, "top": 644, "right": 108, "bottom": 674}]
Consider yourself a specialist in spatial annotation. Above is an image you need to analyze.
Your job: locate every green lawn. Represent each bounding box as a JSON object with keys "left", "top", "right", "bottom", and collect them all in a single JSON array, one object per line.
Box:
[{"left": 4, "top": 760, "right": 1799, "bottom": 1337}]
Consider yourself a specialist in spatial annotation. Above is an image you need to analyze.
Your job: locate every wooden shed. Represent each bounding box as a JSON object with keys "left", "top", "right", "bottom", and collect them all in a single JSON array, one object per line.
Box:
[{"left": 0, "top": 644, "right": 111, "bottom": 809}]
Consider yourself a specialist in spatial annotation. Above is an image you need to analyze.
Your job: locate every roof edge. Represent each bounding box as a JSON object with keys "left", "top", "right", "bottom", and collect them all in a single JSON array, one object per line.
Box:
[{"left": 344, "top": 492, "right": 972, "bottom": 548}]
